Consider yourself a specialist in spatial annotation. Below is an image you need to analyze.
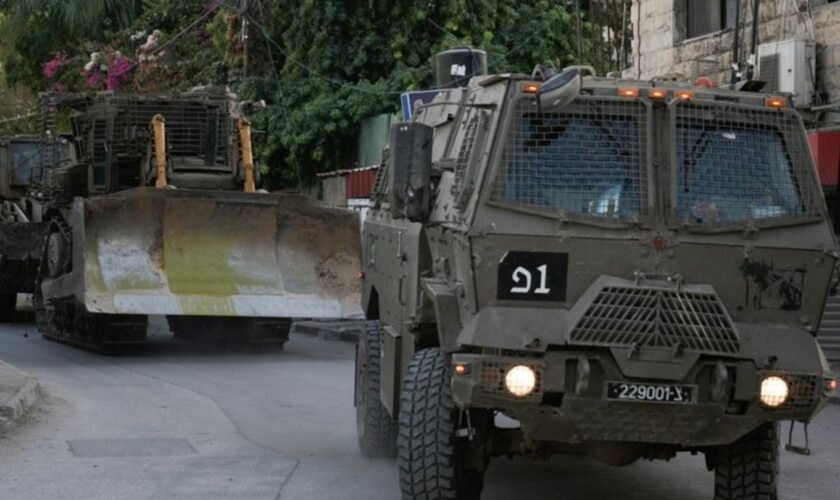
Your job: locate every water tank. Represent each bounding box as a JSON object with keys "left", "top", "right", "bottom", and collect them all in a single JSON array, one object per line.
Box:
[{"left": 435, "top": 48, "right": 488, "bottom": 89}]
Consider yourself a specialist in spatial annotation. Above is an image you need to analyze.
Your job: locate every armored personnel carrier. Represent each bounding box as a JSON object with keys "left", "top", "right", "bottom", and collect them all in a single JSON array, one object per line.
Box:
[
  {"left": 0, "top": 87, "right": 361, "bottom": 351},
  {"left": 354, "top": 56, "right": 837, "bottom": 499}
]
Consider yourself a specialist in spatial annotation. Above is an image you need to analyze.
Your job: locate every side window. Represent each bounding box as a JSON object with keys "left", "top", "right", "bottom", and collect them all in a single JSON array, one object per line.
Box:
[
  {"left": 676, "top": 0, "right": 738, "bottom": 42},
  {"left": 452, "top": 111, "right": 489, "bottom": 210}
]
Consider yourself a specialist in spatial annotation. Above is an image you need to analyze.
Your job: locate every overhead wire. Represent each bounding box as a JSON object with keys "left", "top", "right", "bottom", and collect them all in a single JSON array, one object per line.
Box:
[
  {"left": 0, "top": 112, "right": 38, "bottom": 125},
  {"left": 118, "top": 0, "right": 226, "bottom": 75}
]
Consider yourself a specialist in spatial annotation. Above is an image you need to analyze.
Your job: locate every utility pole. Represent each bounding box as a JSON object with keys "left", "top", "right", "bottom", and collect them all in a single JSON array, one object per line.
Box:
[
  {"left": 730, "top": 0, "right": 742, "bottom": 84},
  {"left": 575, "top": 0, "right": 584, "bottom": 64},
  {"left": 620, "top": 0, "right": 628, "bottom": 73},
  {"left": 746, "top": 0, "right": 762, "bottom": 80},
  {"left": 241, "top": 0, "right": 250, "bottom": 78}
]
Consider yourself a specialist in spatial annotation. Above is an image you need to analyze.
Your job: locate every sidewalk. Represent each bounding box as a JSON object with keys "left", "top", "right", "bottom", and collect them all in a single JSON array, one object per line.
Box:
[{"left": 0, "top": 359, "right": 40, "bottom": 431}]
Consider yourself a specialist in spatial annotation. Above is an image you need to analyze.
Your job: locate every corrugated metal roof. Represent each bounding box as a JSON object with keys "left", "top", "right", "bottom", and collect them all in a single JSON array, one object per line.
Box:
[{"left": 316, "top": 165, "right": 379, "bottom": 178}]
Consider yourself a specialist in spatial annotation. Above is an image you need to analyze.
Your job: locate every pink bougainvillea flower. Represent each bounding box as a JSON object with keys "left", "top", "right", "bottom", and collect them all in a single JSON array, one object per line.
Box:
[
  {"left": 42, "top": 52, "right": 67, "bottom": 79},
  {"left": 84, "top": 69, "right": 103, "bottom": 88},
  {"left": 106, "top": 56, "right": 134, "bottom": 90}
]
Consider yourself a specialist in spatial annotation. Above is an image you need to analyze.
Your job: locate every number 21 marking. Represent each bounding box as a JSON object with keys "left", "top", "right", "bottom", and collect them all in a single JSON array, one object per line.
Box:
[{"left": 511, "top": 265, "right": 551, "bottom": 295}]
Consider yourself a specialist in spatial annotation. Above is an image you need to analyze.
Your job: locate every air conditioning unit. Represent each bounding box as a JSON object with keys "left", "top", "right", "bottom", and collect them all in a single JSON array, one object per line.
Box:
[{"left": 756, "top": 39, "right": 815, "bottom": 108}]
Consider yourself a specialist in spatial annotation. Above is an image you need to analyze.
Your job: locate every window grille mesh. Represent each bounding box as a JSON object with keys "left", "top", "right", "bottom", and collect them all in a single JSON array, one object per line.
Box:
[
  {"left": 779, "top": 374, "right": 819, "bottom": 410},
  {"left": 453, "top": 114, "right": 479, "bottom": 195},
  {"left": 67, "top": 90, "right": 237, "bottom": 191},
  {"left": 570, "top": 285, "right": 740, "bottom": 355},
  {"left": 491, "top": 97, "right": 647, "bottom": 222},
  {"left": 673, "top": 102, "right": 820, "bottom": 226},
  {"left": 371, "top": 149, "right": 390, "bottom": 203}
]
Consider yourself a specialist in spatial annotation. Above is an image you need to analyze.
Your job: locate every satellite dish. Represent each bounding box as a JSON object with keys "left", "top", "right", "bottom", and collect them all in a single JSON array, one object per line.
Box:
[{"left": 537, "top": 67, "right": 582, "bottom": 110}]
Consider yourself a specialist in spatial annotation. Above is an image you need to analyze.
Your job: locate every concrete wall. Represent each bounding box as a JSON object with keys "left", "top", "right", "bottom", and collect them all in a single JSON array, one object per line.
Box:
[{"left": 626, "top": 0, "right": 840, "bottom": 103}]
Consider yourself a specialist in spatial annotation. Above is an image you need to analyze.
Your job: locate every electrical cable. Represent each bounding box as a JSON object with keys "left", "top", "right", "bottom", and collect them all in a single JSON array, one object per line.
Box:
[
  {"left": 0, "top": 112, "right": 38, "bottom": 125},
  {"left": 120, "top": 0, "right": 226, "bottom": 74}
]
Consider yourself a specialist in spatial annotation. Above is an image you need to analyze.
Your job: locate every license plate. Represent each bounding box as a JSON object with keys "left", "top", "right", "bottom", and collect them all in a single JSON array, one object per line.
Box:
[{"left": 605, "top": 382, "right": 694, "bottom": 404}]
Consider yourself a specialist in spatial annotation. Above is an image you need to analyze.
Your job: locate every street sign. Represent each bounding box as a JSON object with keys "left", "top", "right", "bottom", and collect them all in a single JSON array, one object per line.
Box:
[{"left": 400, "top": 90, "right": 440, "bottom": 122}]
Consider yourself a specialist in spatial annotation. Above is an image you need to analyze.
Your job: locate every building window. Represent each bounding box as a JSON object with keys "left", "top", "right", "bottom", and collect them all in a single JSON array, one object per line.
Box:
[{"left": 685, "top": 0, "right": 738, "bottom": 39}]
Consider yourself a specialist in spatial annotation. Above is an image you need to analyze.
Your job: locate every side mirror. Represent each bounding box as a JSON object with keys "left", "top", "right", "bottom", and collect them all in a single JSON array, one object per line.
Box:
[
  {"left": 537, "top": 67, "right": 582, "bottom": 111},
  {"left": 389, "top": 123, "right": 433, "bottom": 222}
]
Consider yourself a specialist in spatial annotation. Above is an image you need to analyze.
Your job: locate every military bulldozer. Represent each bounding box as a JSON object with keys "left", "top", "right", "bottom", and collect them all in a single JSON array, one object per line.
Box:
[
  {"left": 0, "top": 87, "right": 361, "bottom": 351},
  {"left": 355, "top": 53, "right": 837, "bottom": 500}
]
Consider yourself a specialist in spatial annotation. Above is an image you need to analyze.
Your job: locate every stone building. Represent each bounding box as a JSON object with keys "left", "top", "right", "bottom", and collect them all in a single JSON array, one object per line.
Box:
[{"left": 625, "top": 0, "right": 840, "bottom": 114}]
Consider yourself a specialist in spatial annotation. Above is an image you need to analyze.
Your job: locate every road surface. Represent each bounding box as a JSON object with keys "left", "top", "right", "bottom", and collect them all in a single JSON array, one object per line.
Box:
[{"left": 0, "top": 321, "right": 837, "bottom": 499}]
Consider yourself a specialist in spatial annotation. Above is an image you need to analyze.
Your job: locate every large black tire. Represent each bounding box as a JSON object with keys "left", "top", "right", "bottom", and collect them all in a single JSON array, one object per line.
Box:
[
  {"left": 714, "top": 422, "right": 779, "bottom": 500},
  {"left": 398, "top": 348, "right": 485, "bottom": 500},
  {"left": 355, "top": 320, "right": 398, "bottom": 457},
  {"left": 0, "top": 293, "right": 16, "bottom": 321}
]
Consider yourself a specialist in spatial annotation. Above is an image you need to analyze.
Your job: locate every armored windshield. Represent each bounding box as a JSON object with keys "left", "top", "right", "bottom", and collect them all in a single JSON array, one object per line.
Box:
[
  {"left": 10, "top": 141, "right": 44, "bottom": 186},
  {"left": 673, "top": 103, "right": 821, "bottom": 226},
  {"left": 490, "top": 97, "right": 646, "bottom": 223}
]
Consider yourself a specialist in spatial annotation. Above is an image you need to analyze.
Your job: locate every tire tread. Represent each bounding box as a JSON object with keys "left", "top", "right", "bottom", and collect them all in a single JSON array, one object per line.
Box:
[
  {"left": 714, "top": 422, "right": 779, "bottom": 500},
  {"left": 357, "top": 321, "right": 398, "bottom": 457}
]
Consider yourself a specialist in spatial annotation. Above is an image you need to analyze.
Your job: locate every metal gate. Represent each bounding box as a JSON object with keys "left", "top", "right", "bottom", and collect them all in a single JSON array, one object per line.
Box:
[{"left": 819, "top": 295, "right": 840, "bottom": 362}]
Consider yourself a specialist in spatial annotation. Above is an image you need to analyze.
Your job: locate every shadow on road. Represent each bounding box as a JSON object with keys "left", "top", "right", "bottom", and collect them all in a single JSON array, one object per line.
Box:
[{"left": 482, "top": 455, "right": 709, "bottom": 500}]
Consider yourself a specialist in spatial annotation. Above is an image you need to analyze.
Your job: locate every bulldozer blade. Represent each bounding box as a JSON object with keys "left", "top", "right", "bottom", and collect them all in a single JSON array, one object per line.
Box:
[{"left": 54, "top": 187, "right": 362, "bottom": 319}]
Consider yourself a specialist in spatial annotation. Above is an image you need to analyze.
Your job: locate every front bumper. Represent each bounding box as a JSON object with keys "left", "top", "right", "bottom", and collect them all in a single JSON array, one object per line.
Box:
[{"left": 451, "top": 350, "right": 832, "bottom": 447}]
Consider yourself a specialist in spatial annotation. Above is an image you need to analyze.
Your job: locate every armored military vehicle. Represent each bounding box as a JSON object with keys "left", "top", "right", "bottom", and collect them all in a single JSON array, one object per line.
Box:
[
  {"left": 354, "top": 55, "right": 838, "bottom": 499},
  {"left": 0, "top": 135, "right": 73, "bottom": 319},
  {"left": 0, "top": 87, "right": 361, "bottom": 351}
]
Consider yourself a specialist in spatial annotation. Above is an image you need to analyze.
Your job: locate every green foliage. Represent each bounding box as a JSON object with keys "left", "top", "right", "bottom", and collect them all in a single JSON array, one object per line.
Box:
[
  {"left": 242, "top": 0, "right": 582, "bottom": 187},
  {"left": 0, "top": 0, "right": 605, "bottom": 188}
]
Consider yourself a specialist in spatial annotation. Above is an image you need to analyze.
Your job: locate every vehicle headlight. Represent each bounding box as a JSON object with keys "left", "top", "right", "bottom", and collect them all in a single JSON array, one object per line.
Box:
[
  {"left": 760, "top": 376, "right": 789, "bottom": 408},
  {"left": 504, "top": 365, "right": 537, "bottom": 397}
]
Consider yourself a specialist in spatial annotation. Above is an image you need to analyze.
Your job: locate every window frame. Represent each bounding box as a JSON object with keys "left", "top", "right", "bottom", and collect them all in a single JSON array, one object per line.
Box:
[
  {"left": 484, "top": 94, "right": 655, "bottom": 229},
  {"left": 676, "top": 0, "right": 738, "bottom": 43},
  {"left": 665, "top": 99, "right": 823, "bottom": 232}
]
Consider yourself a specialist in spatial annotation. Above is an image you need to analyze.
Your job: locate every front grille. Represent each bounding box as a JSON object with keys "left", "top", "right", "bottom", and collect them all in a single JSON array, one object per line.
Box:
[{"left": 570, "top": 285, "right": 740, "bottom": 355}]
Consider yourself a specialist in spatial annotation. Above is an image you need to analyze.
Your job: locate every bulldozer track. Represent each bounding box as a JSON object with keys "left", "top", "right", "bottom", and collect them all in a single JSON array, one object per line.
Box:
[
  {"left": 34, "top": 218, "right": 148, "bottom": 354},
  {"left": 40, "top": 296, "right": 147, "bottom": 354}
]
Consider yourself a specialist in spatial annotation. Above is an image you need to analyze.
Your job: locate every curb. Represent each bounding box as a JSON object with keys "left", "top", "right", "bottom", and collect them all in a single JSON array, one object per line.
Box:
[
  {"left": 0, "top": 375, "right": 41, "bottom": 431},
  {"left": 293, "top": 321, "right": 364, "bottom": 344}
]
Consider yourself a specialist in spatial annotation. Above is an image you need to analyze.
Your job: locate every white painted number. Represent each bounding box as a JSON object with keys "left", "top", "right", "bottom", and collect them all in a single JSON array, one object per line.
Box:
[
  {"left": 510, "top": 265, "right": 551, "bottom": 295},
  {"left": 534, "top": 265, "right": 551, "bottom": 294},
  {"left": 510, "top": 267, "right": 532, "bottom": 294}
]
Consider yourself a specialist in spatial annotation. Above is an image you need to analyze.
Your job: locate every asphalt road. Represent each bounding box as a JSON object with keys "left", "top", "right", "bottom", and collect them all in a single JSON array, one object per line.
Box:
[{"left": 0, "top": 321, "right": 837, "bottom": 500}]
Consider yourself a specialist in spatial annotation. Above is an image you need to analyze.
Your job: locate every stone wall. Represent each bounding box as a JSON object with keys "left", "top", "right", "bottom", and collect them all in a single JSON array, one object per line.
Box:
[{"left": 626, "top": 0, "right": 840, "bottom": 104}]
